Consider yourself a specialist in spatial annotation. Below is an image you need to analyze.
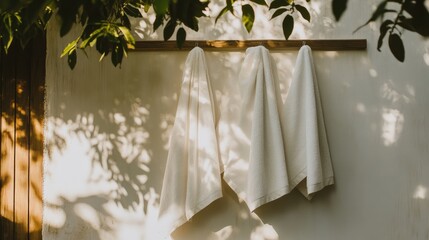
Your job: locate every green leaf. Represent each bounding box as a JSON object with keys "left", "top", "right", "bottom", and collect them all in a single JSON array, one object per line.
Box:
[
  {"left": 121, "top": 15, "right": 131, "bottom": 29},
  {"left": 377, "top": 20, "right": 393, "bottom": 51},
  {"left": 68, "top": 49, "right": 77, "bottom": 69},
  {"left": 119, "top": 26, "right": 135, "bottom": 45},
  {"left": 111, "top": 45, "right": 124, "bottom": 67},
  {"left": 20, "top": 0, "right": 47, "bottom": 32},
  {"left": 77, "top": 34, "right": 97, "bottom": 50},
  {"left": 226, "top": 0, "right": 235, "bottom": 9},
  {"left": 188, "top": 17, "right": 199, "bottom": 32},
  {"left": 271, "top": 8, "right": 287, "bottom": 20},
  {"left": 144, "top": 3, "right": 151, "bottom": 13},
  {"left": 96, "top": 37, "right": 109, "bottom": 57},
  {"left": 124, "top": 4, "right": 143, "bottom": 18},
  {"left": 216, "top": 6, "right": 230, "bottom": 23},
  {"left": 190, "top": 0, "right": 210, "bottom": 18},
  {"left": 2, "top": 15, "right": 14, "bottom": 52},
  {"left": 153, "top": 15, "right": 164, "bottom": 31},
  {"left": 269, "top": 0, "right": 289, "bottom": 10},
  {"left": 295, "top": 4, "right": 310, "bottom": 22},
  {"left": 163, "top": 19, "right": 176, "bottom": 41},
  {"left": 242, "top": 4, "right": 255, "bottom": 33},
  {"left": 282, "top": 14, "right": 294, "bottom": 39},
  {"left": 388, "top": 33, "right": 404, "bottom": 62},
  {"left": 153, "top": 0, "right": 169, "bottom": 15},
  {"left": 106, "top": 24, "right": 120, "bottom": 38},
  {"left": 332, "top": 0, "right": 347, "bottom": 21},
  {"left": 79, "top": 7, "right": 88, "bottom": 26},
  {"left": 2, "top": 35, "right": 13, "bottom": 53},
  {"left": 99, "top": 52, "right": 107, "bottom": 62},
  {"left": 250, "top": 0, "right": 267, "bottom": 6},
  {"left": 176, "top": 27, "right": 186, "bottom": 49},
  {"left": 79, "top": 27, "right": 105, "bottom": 48},
  {"left": 61, "top": 38, "right": 79, "bottom": 57}
]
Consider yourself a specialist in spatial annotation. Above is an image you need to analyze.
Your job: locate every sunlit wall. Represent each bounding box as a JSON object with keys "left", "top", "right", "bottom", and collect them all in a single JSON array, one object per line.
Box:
[{"left": 44, "top": 0, "right": 429, "bottom": 239}]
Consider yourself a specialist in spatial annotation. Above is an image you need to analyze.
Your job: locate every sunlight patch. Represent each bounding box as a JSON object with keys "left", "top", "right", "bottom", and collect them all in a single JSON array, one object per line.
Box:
[
  {"left": 213, "top": 226, "right": 234, "bottom": 240},
  {"left": 381, "top": 108, "right": 404, "bottom": 146},
  {"left": 413, "top": 185, "right": 427, "bottom": 200},
  {"left": 250, "top": 224, "right": 279, "bottom": 240}
]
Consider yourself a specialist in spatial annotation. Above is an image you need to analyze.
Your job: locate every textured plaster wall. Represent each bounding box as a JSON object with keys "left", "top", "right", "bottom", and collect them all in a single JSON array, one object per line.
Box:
[{"left": 44, "top": 0, "right": 429, "bottom": 239}]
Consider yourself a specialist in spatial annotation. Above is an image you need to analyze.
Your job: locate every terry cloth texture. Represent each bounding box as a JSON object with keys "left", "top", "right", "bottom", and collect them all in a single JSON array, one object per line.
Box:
[
  {"left": 283, "top": 45, "right": 334, "bottom": 199},
  {"left": 223, "top": 46, "right": 290, "bottom": 211},
  {"left": 158, "top": 47, "right": 222, "bottom": 237}
]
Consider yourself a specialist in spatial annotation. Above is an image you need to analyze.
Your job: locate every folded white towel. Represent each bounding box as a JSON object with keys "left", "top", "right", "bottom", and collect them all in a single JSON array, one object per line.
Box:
[
  {"left": 223, "top": 46, "right": 290, "bottom": 211},
  {"left": 283, "top": 45, "right": 334, "bottom": 199},
  {"left": 158, "top": 47, "right": 222, "bottom": 236}
]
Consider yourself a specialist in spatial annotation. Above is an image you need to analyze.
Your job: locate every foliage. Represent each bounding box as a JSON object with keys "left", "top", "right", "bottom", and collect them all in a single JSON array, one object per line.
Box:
[
  {"left": 1, "top": 0, "right": 428, "bottom": 68},
  {"left": 0, "top": 0, "right": 52, "bottom": 53},
  {"left": 333, "top": 0, "right": 429, "bottom": 62}
]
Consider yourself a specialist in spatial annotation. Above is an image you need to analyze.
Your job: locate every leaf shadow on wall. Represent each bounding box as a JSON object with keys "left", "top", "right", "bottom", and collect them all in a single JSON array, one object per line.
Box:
[
  {"left": 43, "top": 46, "right": 185, "bottom": 238},
  {"left": 45, "top": 1, "right": 429, "bottom": 238}
]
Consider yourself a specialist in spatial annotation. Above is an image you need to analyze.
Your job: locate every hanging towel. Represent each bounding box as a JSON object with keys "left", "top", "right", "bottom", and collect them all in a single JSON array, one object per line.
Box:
[
  {"left": 223, "top": 46, "right": 290, "bottom": 211},
  {"left": 283, "top": 45, "right": 334, "bottom": 199},
  {"left": 158, "top": 47, "right": 222, "bottom": 236}
]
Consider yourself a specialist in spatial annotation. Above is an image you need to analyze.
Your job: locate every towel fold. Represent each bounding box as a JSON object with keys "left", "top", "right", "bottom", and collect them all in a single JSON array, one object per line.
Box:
[
  {"left": 223, "top": 46, "right": 290, "bottom": 211},
  {"left": 158, "top": 47, "right": 222, "bottom": 236},
  {"left": 224, "top": 45, "right": 334, "bottom": 211},
  {"left": 159, "top": 46, "right": 335, "bottom": 233},
  {"left": 283, "top": 45, "right": 334, "bottom": 199}
]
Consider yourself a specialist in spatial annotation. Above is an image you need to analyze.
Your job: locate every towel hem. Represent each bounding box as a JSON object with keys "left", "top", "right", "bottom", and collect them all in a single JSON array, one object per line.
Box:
[
  {"left": 223, "top": 175, "right": 290, "bottom": 212},
  {"left": 297, "top": 176, "right": 335, "bottom": 199},
  {"left": 247, "top": 185, "right": 291, "bottom": 211},
  {"left": 186, "top": 190, "right": 223, "bottom": 219},
  {"left": 160, "top": 190, "right": 223, "bottom": 239},
  {"left": 307, "top": 176, "right": 335, "bottom": 194}
]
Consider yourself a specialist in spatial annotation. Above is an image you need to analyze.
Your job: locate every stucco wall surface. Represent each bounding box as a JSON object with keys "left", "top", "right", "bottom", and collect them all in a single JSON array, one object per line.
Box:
[{"left": 44, "top": 1, "right": 429, "bottom": 239}]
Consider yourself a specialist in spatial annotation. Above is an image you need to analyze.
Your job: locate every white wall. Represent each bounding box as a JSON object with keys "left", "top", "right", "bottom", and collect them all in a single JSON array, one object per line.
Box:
[{"left": 44, "top": 0, "right": 429, "bottom": 239}]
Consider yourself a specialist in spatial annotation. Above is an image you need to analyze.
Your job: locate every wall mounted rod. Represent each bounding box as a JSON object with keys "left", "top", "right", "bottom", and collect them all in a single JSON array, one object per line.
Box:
[{"left": 132, "top": 39, "right": 367, "bottom": 51}]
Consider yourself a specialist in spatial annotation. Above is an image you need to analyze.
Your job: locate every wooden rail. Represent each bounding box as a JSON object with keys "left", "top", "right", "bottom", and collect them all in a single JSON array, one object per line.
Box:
[{"left": 133, "top": 39, "right": 367, "bottom": 51}]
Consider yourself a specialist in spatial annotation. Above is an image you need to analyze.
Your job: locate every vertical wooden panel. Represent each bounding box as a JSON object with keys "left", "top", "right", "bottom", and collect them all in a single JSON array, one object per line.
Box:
[
  {"left": 1, "top": 42, "right": 17, "bottom": 240},
  {"left": 0, "top": 45, "right": 2, "bottom": 238},
  {"left": 15, "top": 42, "right": 31, "bottom": 240},
  {"left": 29, "top": 35, "right": 45, "bottom": 240},
  {"left": 0, "top": 42, "right": 3, "bottom": 240},
  {"left": 1, "top": 34, "right": 45, "bottom": 240}
]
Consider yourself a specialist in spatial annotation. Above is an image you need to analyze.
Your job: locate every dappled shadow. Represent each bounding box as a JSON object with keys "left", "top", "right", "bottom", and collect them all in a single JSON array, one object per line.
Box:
[
  {"left": 44, "top": 1, "right": 429, "bottom": 239},
  {"left": 44, "top": 196, "right": 113, "bottom": 240},
  {"left": 1, "top": 215, "right": 42, "bottom": 240},
  {"left": 1, "top": 35, "right": 45, "bottom": 239},
  {"left": 172, "top": 180, "right": 274, "bottom": 240},
  {"left": 44, "top": 19, "right": 160, "bottom": 211},
  {"left": 44, "top": 19, "right": 185, "bottom": 239}
]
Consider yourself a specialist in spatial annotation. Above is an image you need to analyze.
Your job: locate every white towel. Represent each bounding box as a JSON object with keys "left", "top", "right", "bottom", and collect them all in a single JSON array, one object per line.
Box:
[
  {"left": 223, "top": 46, "right": 290, "bottom": 211},
  {"left": 158, "top": 47, "right": 222, "bottom": 236},
  {"left": 283, "top": 45, "right": 334, "bottom": 199}
]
